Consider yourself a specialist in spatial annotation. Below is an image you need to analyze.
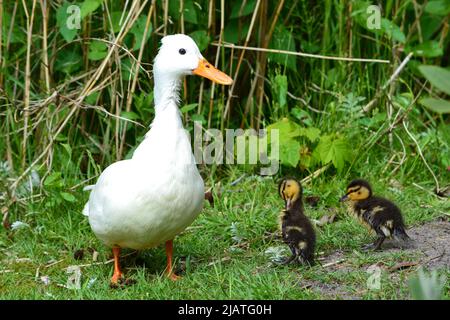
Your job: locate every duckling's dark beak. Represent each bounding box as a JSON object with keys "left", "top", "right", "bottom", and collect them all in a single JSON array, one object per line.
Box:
[
  {"left": 193, "top": 59, "right": 233, "bottom": 85},
  {"left": 339, "top": 194, "right": 348, "bottom": 202}
]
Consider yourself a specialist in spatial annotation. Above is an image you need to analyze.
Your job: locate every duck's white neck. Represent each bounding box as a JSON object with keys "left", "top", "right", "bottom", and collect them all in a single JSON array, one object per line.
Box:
[{"left": 153, "top": 71, "right": 182, "bottom": 113}]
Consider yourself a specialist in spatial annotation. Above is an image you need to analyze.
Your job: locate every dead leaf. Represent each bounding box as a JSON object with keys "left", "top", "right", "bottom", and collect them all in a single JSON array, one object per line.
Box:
[
  {"left": 313, "top": 213, "right": 337, "bottom": 227},
  {"left": 1, "top": 206, "right": 10, "bottom": 230},
  {"left": 204, "top": 191, "right": 214, "bottom": 208}
]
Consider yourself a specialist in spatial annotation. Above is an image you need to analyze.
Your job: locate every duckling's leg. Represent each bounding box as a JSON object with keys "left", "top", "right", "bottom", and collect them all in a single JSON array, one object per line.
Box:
[
  {"left": 111, "top": 246, "right": 123, "bottom": 284},
  {"left": 372, "top": 235, "right": 385, "bottom": 251},
  {"left": 165, "top": 240, "right": 180, "bottom": 281},
  {"left": 281, "top": 246, "right": 298, "bottom": 265},
  {"left": 362, "top": 235, "right": 385, "bottom": 251}
]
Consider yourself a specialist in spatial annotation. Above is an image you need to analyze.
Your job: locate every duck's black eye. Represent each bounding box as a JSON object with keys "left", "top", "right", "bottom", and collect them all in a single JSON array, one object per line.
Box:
[{"left": 179, "top": 48, "right": 186, "bottom": 55}]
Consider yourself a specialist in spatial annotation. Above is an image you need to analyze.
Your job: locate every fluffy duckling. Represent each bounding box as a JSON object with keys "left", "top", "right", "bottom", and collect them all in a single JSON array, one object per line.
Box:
[
  {"left": 278, "top": 178, "right": 316, "bottom": 265},
  {"left": 339, "top": 179, "right": 410, "bottom": 251}
]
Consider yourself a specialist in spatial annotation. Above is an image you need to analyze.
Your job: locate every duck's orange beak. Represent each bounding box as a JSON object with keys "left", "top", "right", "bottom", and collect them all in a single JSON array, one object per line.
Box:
[{"left": 193, "top": 59, "right": 233, "bottom": 85}]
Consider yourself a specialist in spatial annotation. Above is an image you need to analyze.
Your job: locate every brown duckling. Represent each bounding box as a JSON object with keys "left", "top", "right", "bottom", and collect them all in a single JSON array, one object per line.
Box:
[
  {"left": 278, "top": 178, "right": 316, "bottom": 265},
  {"left": 339, "top": 179, "right": 410, "bottom": 251}
]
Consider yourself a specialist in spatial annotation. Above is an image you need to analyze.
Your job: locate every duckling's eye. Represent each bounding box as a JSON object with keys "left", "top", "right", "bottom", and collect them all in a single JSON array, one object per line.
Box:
[
  {"left": 179, "top": 48, "right": 186, "bottom": 55},
  {"left": 357, "top": 192, "right": 361, "bottom": 195}
]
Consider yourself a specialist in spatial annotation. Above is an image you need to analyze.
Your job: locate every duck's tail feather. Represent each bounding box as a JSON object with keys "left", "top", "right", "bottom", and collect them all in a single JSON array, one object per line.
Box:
[{"left": 393, "top": 226, "right": 410, "bottom": 242}]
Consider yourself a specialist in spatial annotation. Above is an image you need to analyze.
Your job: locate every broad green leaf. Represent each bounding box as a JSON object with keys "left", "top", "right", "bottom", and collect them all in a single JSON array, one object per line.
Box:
[
  {"left": 56, "top": 2, "right": 79, "bottom": 42},
  {"left": 425, "top": 0, "right": 450, "bottom": 15},
  {"left": 109, "top": 11, "right": 125, "bottom": 34},
  {"left": 420, "top": 97, "right": 450, "bottom": 114},
  {"left": 44, "top": 172, "right": 62, "bottom": 187},
  {"left": 224, "top": 19, "right": 250, "bottom": 43},
  {"left": 230, "top": 0, "right": 257, "bottom": 18},
  {"left": 418, "top": 65, "right": 450, "bottom": 95},
  {"left": 169, "top": 0, "right": 198, "bottom": 24},
  {"left": 189, "top": 30, "right": 210, "bottom": 51},
  {"left": 380, "top": 18, "right": 406, "bottom": 43},
  {"left": 181, "top": 103, "right": 198, "bottom": 113},
  {"left": 60, "top": 192, "right": 76, "bottom": 203},
  {"left": 314, "top": 135, "right": 351, "bottom": 172},
  {"left": 88, "top": 40, "right": 108, "bottom": 61},
  {"left": 81, "top": 0, "right": 104, "bottom": 18},
  {"left": 130, "top": 16, "right": 152, "bottom": 51},
  {"left": 408, "top": 41, "right": 443, "bottom": 58},
  {"left": 191, "top": 114, "right": 205, "bottom": 124},
  {"left": 280, "top": 139, "right": 300, "bottom": 167},
  {"left": 298, "top": 127, "right": 321, "bottom": 142},
  {"left": 85, "top": 92, "right": 100, "bottom": 105},
  {"left": 120, "top": 111, "right": 140, "bottom": 121},
  {"left": 54, "top": 49, "right": 83, "bottom": 74},
  {"left": 266, "top": 118, "right": 301, "bottom": 143}
]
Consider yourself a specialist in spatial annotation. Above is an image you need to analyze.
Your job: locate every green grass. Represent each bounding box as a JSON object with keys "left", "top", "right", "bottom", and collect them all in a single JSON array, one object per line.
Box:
[{"left": 1, "top": 167, "right": 448, "bottom": 300}]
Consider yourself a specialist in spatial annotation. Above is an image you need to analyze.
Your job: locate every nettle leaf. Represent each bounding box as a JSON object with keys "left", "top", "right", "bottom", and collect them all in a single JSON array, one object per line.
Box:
[
  {"left": 189, "top": 30, "right": 210, "bottom": 51},
  {"left": 425, "top": 0, "right": 450, "bottom": 15},
  {"left": 88, "top": 40, "right": 108, "bottom": 61},
  {"left": 408, "top": 41, "right": 443, "bottom": 58},
  {"left": 266, "top": 118, "right": 301, "bottom": 143},
  {"left": 130, "top": 16, "right": 152, "bottom": 51},
  {"left": 81, "top": 0, "right": 104, "bottom": 18},
  {"left": 298, "top": 127, "right": 321, "bottom": 142},
  {"left": 314, "top": 135, "right": 351, "bottom": 172},
  {"left": 280, "top": 139, "right": 301, "bottom": 167},
  {"left": 230, "top": 0, "right": 257, "bottom": 18},
  {"left": 268, "top": 25, "right": 296, "bottom": 71},
  {"left": 420, "top": 97, "right": 450, "bottom": 114},
  {"left": 418, "top": 65, "right": 450, "bottom": 96},
  {"left": 56, "top": 1, "right": 79, "bottom": 42}
]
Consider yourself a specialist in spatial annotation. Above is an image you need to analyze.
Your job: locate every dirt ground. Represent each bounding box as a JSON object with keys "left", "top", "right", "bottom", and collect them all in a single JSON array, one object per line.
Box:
[{"left": 308, "top": 218, "right": 450, "bottom": 299}]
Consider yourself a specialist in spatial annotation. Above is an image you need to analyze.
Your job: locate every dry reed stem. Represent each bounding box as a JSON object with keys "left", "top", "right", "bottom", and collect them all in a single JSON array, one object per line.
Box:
[
  {"left": 212, "top": 42, "right": 391, "bottom": 64},
  {"left": 223, "top": 0, "right": 262, "bottom": 121}
]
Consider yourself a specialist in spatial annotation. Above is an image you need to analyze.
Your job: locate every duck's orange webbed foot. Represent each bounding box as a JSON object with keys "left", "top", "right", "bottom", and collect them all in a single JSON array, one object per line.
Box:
[
  {"left": 110, "top": 246, "right": 124, "bottom": 286},
  {"left": 165, "top": 240, "right": 181, "bottom": 281}
]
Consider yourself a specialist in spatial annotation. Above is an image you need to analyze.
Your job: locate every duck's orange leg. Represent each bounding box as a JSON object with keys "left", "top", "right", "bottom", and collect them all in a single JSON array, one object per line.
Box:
[
  {"left": 111, "top": 246, "right": 123, "bottom": 284},
  {"left": 165, "top": 240, "right": 180, "bottom": 281}
]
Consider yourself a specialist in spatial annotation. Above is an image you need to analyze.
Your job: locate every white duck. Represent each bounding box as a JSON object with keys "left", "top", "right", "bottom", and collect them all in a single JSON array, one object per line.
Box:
[{"left": 83, "top": 34, "right": 232, "bottom": 284}]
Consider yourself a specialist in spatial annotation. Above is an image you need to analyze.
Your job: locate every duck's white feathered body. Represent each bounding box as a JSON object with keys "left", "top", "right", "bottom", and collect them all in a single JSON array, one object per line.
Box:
[
  {"left": 83, "top": 98, "right": 204, "bottom": 250},
  {"left": 82, "top": 34, "right": 232, "bottom": 268}
]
